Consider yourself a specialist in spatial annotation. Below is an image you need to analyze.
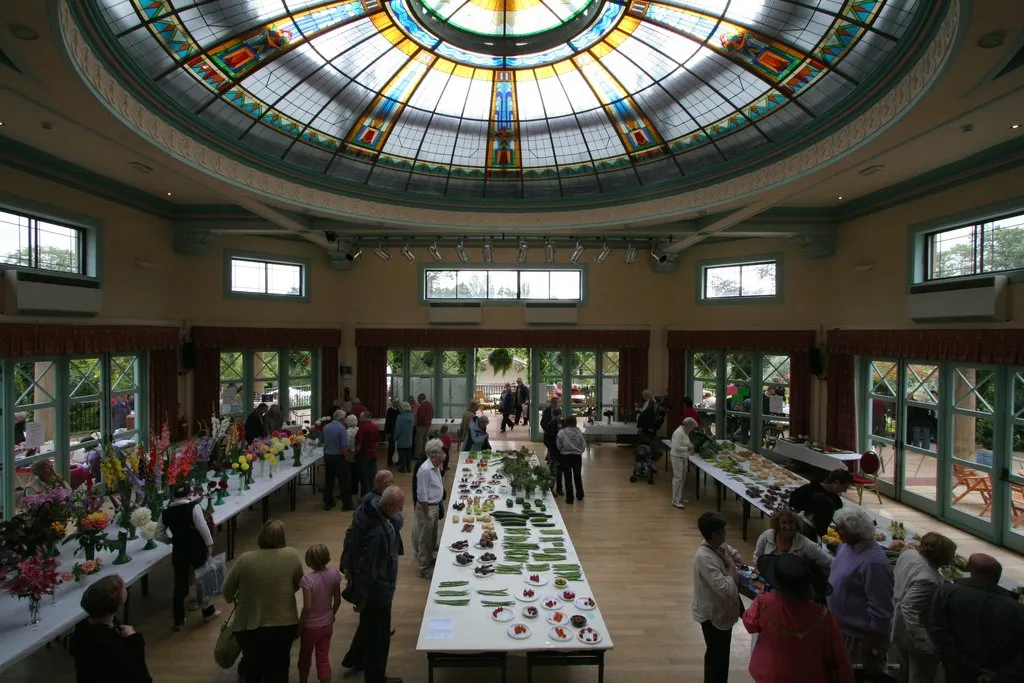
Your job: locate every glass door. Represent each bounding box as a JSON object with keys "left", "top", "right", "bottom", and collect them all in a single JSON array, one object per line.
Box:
[
  {"left": 865, "top": 359, "right": 899, "bottom": 498},
  {"left": 902, "top": 362, "right": 940, "bottom": 513},
  {"left": 533, "top": 350, "right": 564, "bottom": 439},
  {"left": 691, "top": 351, "right": 721, "bottom": 436},
  {"left": 570, "top": 351, "right": 597, "bottom": 418},
  {"left": 724, "top": 352, "right": 753, "bottom": 446},
  {"left": 761, "top": 354, "right": 791, "bottom": 441},
  {"left": 599, "top": 352, "right": 619, "bottom": 420},
  {"left": 386, "top": 349, "right": 404, "bottom": 403},
  {"left": 440, "top": 350, "right": 471, "bottom": 419},
  {"left": 1004, "top": 369, "right": 1024, "bottom": 553},
  {"left": 947, "top": 366, "right": 997, "bottom": 537},
  {"left": 408, "top": 349, "right": 435, "bottom": 404}
]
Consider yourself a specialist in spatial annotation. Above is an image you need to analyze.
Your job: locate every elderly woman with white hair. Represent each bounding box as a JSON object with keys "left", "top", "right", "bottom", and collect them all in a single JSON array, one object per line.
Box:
[
  {"left": 413, "top": 438, "right": 446, "bottom": 579},
  {"left": 465, "top": 415, "right": 491, "bottom": 452},
  {"left": 669, "top": 417, "right": 698, "bottom": 509},
  {"left": 827, "top": 506, "right": 894, "bottom": 679}
]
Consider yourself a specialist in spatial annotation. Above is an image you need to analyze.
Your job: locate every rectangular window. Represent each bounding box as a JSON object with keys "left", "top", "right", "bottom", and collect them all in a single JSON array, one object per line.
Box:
[
  {"left": 926, "top": 212, "right": 1024, "bottom": 280},
  {"left": 0, "top": 209, "right": 84, "bottom": 275},
  {"left": 702, "top": 260, "right": 777, "bottom": 300},
  {"left": 229, "top": 256, "right": 305, "bottom": 298},
  {"left": 423, "top": 268, "right": 583, "bottom": 302}
]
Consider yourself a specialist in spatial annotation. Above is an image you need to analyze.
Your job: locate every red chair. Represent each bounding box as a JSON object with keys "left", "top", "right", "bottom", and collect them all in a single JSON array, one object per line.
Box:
[{"left": 853, "top": 451, "right": 883, "bottom": 505}]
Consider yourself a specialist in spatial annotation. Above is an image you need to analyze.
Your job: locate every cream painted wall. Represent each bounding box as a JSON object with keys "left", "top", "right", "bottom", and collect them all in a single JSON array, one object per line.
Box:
[
  {"left": 0, "top": 169, "right": 180, "bottom": 323},
  {"left": 828, "top": 165, "right": 1024, "bottom": 330}
]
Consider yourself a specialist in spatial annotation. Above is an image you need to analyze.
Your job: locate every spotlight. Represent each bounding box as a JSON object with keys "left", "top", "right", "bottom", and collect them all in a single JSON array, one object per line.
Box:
[
  {"left": 624, "top": 241, "right": 637, "bottom": 264},
  {"left": 324, "top": 231, "right": 337, "bottom": 244},
  {"left": 456, "top": 239, "right": 469, "bottom": 263},
  {"left": 570, "top": 241, "right": 585, "bottom": 264},
  {"left": 650, "top": 243, "right": 667, "bottom": 264},
  {"left": 373, "top": 241, "right": 390, "bottom": 261},
  {"left": 517, "top": 239, "right": 528, "bottom": 263},
  {"left": 346, "top": 246, "right": 362, "bottom": 262},
  {"left": 401, "top": 243, "right": 415, "bottom": 263},
  {"left": 428, "top": 240, "right": 443, "bottom": 262},
  {"left": 596, "top": 241, "right": 610, "bottom": 264},
  {"left": 544, "top": 240, "right": 555, "bottom": 264},
  {"left": 483, "top": 239, "right": 493, "bottom": 263}
]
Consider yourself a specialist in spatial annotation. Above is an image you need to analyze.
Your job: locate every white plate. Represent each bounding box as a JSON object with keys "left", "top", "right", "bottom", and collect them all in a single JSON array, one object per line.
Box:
[
  {"left": 552, "top": 578, "right": 571, "bottom": 589},
  {"left": 471, "top": 568, "right": 495, "bottom": 579},
  {"left": 522, "top": 606, "right": 540, "bottom": 619},
  {"left": 548, "top": 626, "right": 573, "bottom": 642},
  {"left": 524, "top": 573, "right": 548, "bottom": 586},
  {"left": 507, "top": 624, "right": 531, "bottom": 640},
  {"left": 539, "top": 596, "right": 563, "bottom": 611},
  {"left": 490, "top": 607, "right": 514, "bottom": 623},
  {"left": 577, "top": 627, "right": 602, "bottom": 645},
  {"left": 476, "top": 553, "right": 500, "bottom": 564},
  {"left": 516, "top": 588, "right": 540, "bottom": 602},
  {"left": 452, "top": 556, "right": 475, "bottom": 567},
  {"left": 545, "top": 611, "right": 569, "bottom": 626},
  {"left": 558, "top": 591, "right": 578, "bottom": 602},
  {"left": 473, "top": 542, "right": 497, "bottom": 550},
  {"left": 448, "top": 543, "right": 471, "bottom": 553},
  {"left": 574, "top": 597, "right": 597, "bottom": 611}
]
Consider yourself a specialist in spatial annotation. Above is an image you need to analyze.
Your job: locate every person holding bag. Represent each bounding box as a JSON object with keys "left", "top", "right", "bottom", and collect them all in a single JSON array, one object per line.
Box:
[{"left": 157, "top": 482, "right": 219, "bottom": 630}]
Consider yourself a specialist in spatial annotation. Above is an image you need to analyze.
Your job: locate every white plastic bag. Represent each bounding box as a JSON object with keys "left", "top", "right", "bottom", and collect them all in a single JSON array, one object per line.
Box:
[
  {"left": 391, "top": 452, "right": 399, "bottom": 465},
  {"left": 195, "top": 552, "right": 227, "bottom": 596}
]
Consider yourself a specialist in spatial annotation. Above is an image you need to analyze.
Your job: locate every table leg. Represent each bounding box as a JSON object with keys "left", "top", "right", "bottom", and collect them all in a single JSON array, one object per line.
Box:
[
  {"left": 694, "top": 469, "right": 700, "bottom": 500},
  {"left": 742, "top": 500, "right": 750, "bottom": 541},
  {"left": 141, "top": 575, "right": 149, "bottom": 597},
  {"left": 227, "top": 517, "right": 237, "bottom": 561},
  {"left": 289, "top": 480, "right": 297, "bottom": 511},
  {"left": 262, "top": 497, "right": 270, "bottom": 524},
  {"left": 598, "top": 651, "right": 605, "bottom": 683},
  {"left": 716, "top": 482, "right": 722, "bottom": 511}
]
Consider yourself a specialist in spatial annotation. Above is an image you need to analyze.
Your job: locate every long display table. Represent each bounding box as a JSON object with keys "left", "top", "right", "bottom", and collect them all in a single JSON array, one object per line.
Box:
[
  {"left": 0, "top": 447, "right": 323, "bottom": 675},
  {"left": 772, "top": 438, "right": 862, "bottom": 471},
  {"left": 417, "top": 450, "right": 612, "bottom": 682}
]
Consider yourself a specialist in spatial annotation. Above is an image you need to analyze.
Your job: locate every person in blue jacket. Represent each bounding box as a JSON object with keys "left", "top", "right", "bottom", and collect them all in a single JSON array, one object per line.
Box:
[{"left": 393, "top": 402, "right": 414, "bottom": 473}]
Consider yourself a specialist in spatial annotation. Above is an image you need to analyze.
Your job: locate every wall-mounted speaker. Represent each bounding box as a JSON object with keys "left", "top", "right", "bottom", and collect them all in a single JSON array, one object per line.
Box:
[
  {"left": 181, "top": 341, "right": 196, "bottom": 373},
  {"left": 340, "top": 365, "right": 353, "bottom": 377},
  {"left": 809, "top": 347, "right": 826, "bottom": 379}
]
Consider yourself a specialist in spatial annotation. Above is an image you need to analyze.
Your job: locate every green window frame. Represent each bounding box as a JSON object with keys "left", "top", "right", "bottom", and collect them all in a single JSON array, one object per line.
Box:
[
  {"left": 211, "top": 349, "right": 320, "bottom": 427},
  {"left": 695, "top": 254, "right": 783, "bottom": 305},
  {"left": 223, "top": 249, "right": 310, "bottom": 302}
]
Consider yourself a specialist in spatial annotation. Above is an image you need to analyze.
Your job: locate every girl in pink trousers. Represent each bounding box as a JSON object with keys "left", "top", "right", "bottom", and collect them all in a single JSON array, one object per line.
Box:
[{"left": 298, "top": 544, "right": 342, "bottom": 683}]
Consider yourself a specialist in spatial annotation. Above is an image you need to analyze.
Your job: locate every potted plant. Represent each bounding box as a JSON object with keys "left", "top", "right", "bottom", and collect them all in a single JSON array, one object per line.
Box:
[{"left": 488, "top": 348, "right": 515, "bottom": 376}]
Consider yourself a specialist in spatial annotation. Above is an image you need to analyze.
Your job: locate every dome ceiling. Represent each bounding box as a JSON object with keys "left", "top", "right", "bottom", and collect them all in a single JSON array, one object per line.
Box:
[{"left": 89, "top": 0, "right": 924, "bottom": 205}]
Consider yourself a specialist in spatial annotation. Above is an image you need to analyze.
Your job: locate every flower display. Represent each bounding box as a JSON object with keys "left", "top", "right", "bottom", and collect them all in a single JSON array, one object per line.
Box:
[
  {"left": 80, "top": 512, "right": 110, "bottom": 532},
  {"left": 65, "top": 480, "right": 114, "bottom": 561},
  {"left": 3, "top": 553, "right": 64, "bottom": 601},
  {"left": 140, "top": 520, "right": 159, "bottom": 549},
  {"left": 130, "top": 507, "right": 152, "bottom": 529},
  {"left": 99, "top": 444, "right": 146, "bottom": 537},
  {"left": 69, "top": 557, "right": 104, "bottom": 581},
  {"left": 166, "top": 440, "right": 198, "bottom": 486}
]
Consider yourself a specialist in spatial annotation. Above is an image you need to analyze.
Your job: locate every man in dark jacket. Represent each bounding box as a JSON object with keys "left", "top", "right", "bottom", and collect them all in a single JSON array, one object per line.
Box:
[
  {"left": 499, "top": 383, "right": 515, "bottom": 432},
  {"left": 789, "top": 469, "right": 853, "bottom": 514},
  {"left": 362, "top": 470, "right": 404, "bottom": 556},
  {"left": 515, "top": 378, "right": 530, "bottom": 426},
  {"left": 343, "top": 485, "right": 405, "bottom": 683},
  {"left": 929, "top": 554, "right": 1024, "bottom": 683},
  {"left": 244, "top": 403, "right": 269, "bottom": 444}
]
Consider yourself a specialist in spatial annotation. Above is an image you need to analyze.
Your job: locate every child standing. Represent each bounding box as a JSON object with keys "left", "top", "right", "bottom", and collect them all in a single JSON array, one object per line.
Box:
[
  {"left": 298, "top": 544, "right": 342, "bottom": 683},
  {"left": 439, "top": 425, "right": 453, "bottom": 473}
]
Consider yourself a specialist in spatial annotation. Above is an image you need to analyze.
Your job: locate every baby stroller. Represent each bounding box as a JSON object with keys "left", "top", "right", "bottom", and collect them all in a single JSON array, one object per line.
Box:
[{"left": 629, "top": 430, "right": 662, "bottom": 484}]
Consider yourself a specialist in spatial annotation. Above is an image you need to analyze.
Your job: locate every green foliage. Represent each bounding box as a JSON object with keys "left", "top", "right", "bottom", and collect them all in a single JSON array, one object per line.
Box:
[{"left": 488, "top": 348, "right": 514, "bottom": 375}]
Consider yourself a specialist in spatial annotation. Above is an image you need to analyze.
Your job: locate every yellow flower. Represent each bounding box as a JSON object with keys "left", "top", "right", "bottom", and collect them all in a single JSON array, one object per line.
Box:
[
  {"left": 241, "top": 462, "right": 250, "bottom": 472},
  {"left": 51, "top": 521, "right": 66, "bottom": 534},
  {"left": 231, "top": 463, "right": 239, "bottom": 469}
]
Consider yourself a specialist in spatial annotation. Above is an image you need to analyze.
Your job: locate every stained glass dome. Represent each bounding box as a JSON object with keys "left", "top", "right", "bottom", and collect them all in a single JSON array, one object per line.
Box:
[{"left": 86, "top": 0, "right": 928, "bottom": 204}]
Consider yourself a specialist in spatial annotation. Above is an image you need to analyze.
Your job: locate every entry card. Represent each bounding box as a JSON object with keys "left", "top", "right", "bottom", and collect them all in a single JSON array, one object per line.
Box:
[{"left": 425, "top": 617, "right": 453, "bottom": 640}]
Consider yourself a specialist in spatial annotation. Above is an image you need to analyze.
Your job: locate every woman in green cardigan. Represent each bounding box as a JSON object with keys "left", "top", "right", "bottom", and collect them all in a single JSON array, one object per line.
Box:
[{"left": 223, "top": 519, "right": 304, "bottom": 683}]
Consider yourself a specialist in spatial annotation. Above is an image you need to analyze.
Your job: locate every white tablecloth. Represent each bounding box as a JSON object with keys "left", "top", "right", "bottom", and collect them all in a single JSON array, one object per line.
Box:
[
  {"left": 0, "top": 447, "right": 324, "bottom": 674},
  {"left": 416, "top": 450, "right": 613, "bottom": 654},
  {"left": 773, "top": 439, "right": 861, "bottom": 471},
  {"left": 372, "top": 418, "right": 462, "bottom": 436},
  {"left": 581, "top": 421, "right": 637, "bottom": 437}
]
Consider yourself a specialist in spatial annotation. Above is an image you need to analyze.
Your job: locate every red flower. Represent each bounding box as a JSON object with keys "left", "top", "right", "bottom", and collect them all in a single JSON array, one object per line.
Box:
[{"left": 218, "top": 480, "right": 229, "bottom": 490}]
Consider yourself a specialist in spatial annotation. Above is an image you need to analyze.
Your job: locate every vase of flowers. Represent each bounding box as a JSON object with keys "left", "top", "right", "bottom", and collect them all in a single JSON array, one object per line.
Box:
[
  {"left": 70, "top": 558, "right": 104, "bottom": 581},
  {"left": 2, "top": 553, "right": 64, "bottom": 627},
  {"left": 603, "top": 409, "right": 614, "bottom": 425},
  {"left": 215, "top": 479, "right": 228, "bottom": 505},
  {"left": 99, "top": 444, "right": 145, "bottom": 540},
  {"left": 130, "top": 508, "right": 153, "bottom": 544}
]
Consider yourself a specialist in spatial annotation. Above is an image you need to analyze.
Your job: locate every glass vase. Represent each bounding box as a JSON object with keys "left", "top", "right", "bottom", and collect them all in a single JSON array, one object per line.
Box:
[
  {"left": 259, "top": 460, "right": 266, "bottom": 478},
  {"left": 237, "top": 472, "right": 245, "bottom": 493},
  {"left": 28, "top": 596, "right": 41, "bottom": 626}
]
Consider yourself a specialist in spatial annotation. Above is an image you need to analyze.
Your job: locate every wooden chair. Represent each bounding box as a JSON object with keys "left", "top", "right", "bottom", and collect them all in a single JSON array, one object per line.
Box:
[
  {"left": 1011, "top": 483, "right": 1024, "bottom": 528},
  {"left": 852, "top": 451, "right": 883, "bottom": 505},
  {"left": 952, "top": 463, "right": 992, "bottom": 516}
]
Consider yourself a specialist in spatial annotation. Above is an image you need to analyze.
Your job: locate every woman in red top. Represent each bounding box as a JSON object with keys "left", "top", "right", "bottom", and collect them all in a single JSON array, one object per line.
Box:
[
  {"left": 743, "top": 554, "right": 854, "bottom": 683},
  {"left": 681, "top": 397, "right": 701, "bottom": 426}
]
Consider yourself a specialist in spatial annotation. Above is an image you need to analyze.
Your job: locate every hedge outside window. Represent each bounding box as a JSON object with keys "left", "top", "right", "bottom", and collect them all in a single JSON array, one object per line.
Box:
[
  {"left": 225, "top": 251, "right": 309, "bottom": 301},
  {"left": 927, "top": 211, "right": 1024, "bottom": 281},
  {"left": 702, "top": 261, "right": 778, "bottom": 300},
  {"left": 0, "top": 209, "right": 85, "bottom": 276}
]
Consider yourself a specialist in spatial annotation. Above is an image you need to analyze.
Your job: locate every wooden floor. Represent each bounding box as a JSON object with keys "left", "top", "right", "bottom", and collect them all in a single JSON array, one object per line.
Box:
[{"left": 7, "top": 438, "right": 1024, "bottom": 683}]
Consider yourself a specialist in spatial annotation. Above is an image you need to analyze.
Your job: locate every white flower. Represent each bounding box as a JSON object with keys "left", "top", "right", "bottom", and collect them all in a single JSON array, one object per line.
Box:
[
  {"left": 130, "top": 508, "right": 152, "bottom": 528},
  {"left": 140, "top": 521, "right": 158, "bottom": 540}
]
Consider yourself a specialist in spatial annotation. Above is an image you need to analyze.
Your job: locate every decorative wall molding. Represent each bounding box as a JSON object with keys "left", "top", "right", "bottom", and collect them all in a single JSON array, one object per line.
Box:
[{"left": 59, "top": 0, "right": 959, "bottom": 231}]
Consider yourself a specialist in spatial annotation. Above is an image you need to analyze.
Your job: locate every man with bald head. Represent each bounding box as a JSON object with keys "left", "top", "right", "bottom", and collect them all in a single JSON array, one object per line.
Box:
[{"left": 928, "top": 553, "right": 1024, "bottom": 683}]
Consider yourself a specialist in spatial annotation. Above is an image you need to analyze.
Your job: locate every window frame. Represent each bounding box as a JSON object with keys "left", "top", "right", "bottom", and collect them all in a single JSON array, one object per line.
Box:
[
  {"left": 908, "top": 198, "right": 1024, "bottom": 286},
  {"left": 695, "top": 253, "right": 783, "bottom": 305},
  {"left": 419, "top": 264, "right": 587, "bottom": 305},
  {"left": 0, "top": 195, "right": 100, "bottom": 282},
  {"left": 223, "top": 249, "right": 310, "bottom": 302}
]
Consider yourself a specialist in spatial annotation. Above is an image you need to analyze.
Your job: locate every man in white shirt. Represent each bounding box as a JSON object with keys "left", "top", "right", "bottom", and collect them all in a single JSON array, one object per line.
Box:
[
  {"left": 670, "top": 417, "right": 697, "bottom": 509},
  {"left": 414, "top": 439, "right": 446, "bottom": 579},
  {"left": 692, "top": 512, "right": 743, "bottom": 683}
]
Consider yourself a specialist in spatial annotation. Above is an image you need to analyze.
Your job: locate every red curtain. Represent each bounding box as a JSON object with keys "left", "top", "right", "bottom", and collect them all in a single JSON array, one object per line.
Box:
[
  {"left": 192, "top": 347, "right": 220, "bottom": 432},
  {"left": 666, "top": 329, "right": 817, "bottom": 442},
  {"left": 320, "top": 346, "right": 339, "bottom": 418},
  {"left": 617, "top": 347, "right": 648, "bottom": 421},
  {"left": 827, "top": 329, "right": 1024, "bottom": 365},
  {"left": 826, "top": 353, "right": 857, "bottom": 451},
  {"left": 148, "top": 348, "right": 179, "bottom": 434},
  {"left": 666, "top": 349, "right": 687, "bottom": 432},
  {"left": 191, "top": 326, "right": 341, "bottom": 349},
  {"left": 0, "top": 324, "right": 178, "bottom": 357},
  {"left": 355, "top": 328, "right": 649, "bottom": 349},
  {"left": 356, "top": 346, "right": 388, "bottom": 417}
]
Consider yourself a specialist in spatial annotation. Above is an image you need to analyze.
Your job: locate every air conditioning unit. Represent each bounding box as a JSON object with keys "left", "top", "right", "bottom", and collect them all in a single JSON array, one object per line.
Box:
[
  {"left": 524, "top": 303, "right": 578, "bottom": 325},
  {"left": 428, "top": 302, "right": 481, "bottom": 324},
  {"left": 907, "top": 274, "right": 1009, "bottom": 323},
  {"left": 3, "top": 270, "right": 102, "bottom": 316}
]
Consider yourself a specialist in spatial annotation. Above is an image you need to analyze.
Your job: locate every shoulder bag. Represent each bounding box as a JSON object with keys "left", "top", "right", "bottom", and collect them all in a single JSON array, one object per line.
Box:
[{"left": 213, "top": 602, "right": 241, "bottom": 669}]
